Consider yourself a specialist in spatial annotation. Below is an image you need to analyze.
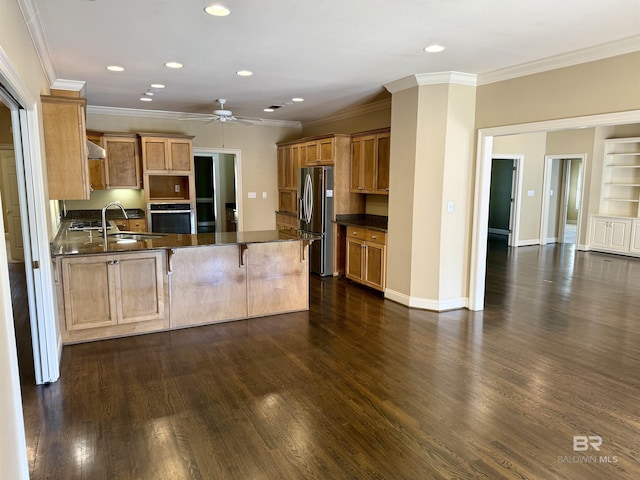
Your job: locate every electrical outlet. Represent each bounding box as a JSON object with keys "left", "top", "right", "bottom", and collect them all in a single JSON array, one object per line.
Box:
[{"left": 174, "top": 184, "right": 180, "bottom": 193}]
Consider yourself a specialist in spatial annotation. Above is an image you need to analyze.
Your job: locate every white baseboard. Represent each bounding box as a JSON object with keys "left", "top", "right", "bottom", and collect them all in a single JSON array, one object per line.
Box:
[
  {"left": 385, "top": 289, "right": 467, "bottom": 312},
  {"left": 517, "top": 239, "right": 540, "bottom": 247},
  {"left": 545, "top": 237, "right": 558, "bottom": 244}
]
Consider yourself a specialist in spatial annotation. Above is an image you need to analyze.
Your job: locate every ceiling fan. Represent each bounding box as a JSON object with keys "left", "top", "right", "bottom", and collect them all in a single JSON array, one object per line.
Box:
[{"left": 180, "top": 99, "right": 263, "bottom": 125}]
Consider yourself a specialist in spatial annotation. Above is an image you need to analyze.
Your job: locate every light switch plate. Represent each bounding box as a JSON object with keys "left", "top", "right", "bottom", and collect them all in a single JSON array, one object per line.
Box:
[
  {"left": 527, "top": 190, "right": 535, "bottom": 197},
  {"left": 248, "top": 192, "right": 256, "bottom": 199},
  {"left": 262, "top": 192, "right": 267, "bottom": 199}
]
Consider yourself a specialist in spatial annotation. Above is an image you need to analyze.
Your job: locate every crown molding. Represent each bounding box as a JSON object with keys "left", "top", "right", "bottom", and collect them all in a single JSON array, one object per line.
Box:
[
  {"left": 478, "top": 34, "right": 640, "bottom": 85},
  {"left": 87, "top": 105, "right": 302, "bottom": 128},
  {"left": 17, "top": 0, "right": 56, "bottom": 86},
  {"left": 384, "top": 72, "right": 477, "bottom": 94},
  {"left": 0, "top": 45, "right": 36, "bottom": 107},
  {"left": 303, "top": 98, "right": 392, "bottom": 128},
  {"left": 51, "top": 79, "right": 86, "bottom": 95}
]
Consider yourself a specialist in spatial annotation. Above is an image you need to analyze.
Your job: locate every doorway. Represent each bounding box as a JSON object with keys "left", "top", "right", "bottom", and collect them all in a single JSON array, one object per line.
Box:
[
  {"left": 541, "top": 155, "right": 585, "bottom": 246},
  {"left": 193, "top": 149, "right": 242, "bottom": 233},
  {"left": 488, "top": 156, "right": 522, "bottom": 246}
]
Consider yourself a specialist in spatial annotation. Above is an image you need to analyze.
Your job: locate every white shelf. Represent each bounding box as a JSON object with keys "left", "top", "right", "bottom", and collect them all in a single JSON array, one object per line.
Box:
[
  {"left": 604, "top": 198, "right": 640, "bottom": 203},
  {"left": 601, "top": 137, "right": 640, "bottom": 218},
  {"left": 605, "top": 183, "right": 640, "bottom": 187}
]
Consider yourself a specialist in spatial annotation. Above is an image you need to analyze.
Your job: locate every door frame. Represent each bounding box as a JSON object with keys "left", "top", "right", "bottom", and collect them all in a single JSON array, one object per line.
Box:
[
  {"left": 1, "top": 51, "right": 60, "bottom": 384},
  {"left": 491, "top": 154, "right": 523, "bottom": 247},
  {"left": 469, "top": 109, "right": 640, "bottom": 311},
  {"left": 193, "top": 147, "right": 243, "bottom": 232},
  {"left": 540, "top": 155, "right": 586, "bottom": 246}
]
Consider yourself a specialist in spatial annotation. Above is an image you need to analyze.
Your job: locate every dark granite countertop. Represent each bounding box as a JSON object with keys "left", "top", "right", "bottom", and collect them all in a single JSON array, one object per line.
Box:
[
  {"left": 65, "top": 209, "right": 146, "bottom": 220},
  {"left": 51, "top": 221, "right": 319, "bottom": 256},
  {"left": 335, "top": 214, "right": 388, "bottom": 232}
]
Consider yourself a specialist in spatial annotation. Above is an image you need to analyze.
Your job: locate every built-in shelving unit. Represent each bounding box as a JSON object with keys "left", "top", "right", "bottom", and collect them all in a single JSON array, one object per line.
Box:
[{"left": 600, "top": 137, "right": 640, "bottom": 217}]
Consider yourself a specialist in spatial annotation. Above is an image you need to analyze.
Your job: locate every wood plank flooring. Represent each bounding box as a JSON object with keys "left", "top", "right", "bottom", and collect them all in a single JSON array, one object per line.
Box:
[{"left": 19, "top": 241, "right": 640, "bottom": 479}]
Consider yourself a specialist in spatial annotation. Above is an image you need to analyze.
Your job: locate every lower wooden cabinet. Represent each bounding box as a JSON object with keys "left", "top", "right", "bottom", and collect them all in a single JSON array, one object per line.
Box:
[
  {"left": 59, "top": 251, "right": 167, "bottom": 342},
  {"left": 276, "top": 212, "right": 298, "bottom": 232},
  {"left": 345, "top": 226, "right": 387, "bottom": 291}
]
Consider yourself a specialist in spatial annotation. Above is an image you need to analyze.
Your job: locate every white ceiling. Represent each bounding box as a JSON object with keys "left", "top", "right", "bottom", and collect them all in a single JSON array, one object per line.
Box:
[{"left": 29, "top": 0, "right": 640, "bottom": 124}]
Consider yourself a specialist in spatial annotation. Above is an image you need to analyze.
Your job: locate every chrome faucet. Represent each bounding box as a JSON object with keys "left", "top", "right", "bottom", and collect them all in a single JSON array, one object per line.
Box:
[{"left": 101, "top": 201, "right": 128, "bottom": 247}]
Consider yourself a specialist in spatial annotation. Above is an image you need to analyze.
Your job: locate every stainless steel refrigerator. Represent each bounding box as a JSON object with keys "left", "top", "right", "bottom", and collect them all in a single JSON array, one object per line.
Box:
[{"left": 299, "top": 166, "right": 334, "bottom": 276}]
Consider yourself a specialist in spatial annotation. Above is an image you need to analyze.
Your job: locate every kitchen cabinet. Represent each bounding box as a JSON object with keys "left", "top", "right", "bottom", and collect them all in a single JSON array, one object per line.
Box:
[
  {"left": 276, "top": 212, "right": 297, "bottom": 232},
  {"left": 86, "top": 130, "right": 106, "bottom": 191},
  {"left": 345, "top": 226, "right": 387, "bottom": 291},
  {"left": 140, "top": 134, "right": 193, "bottom": 173},
  {"left": 630, "top": 220, "right": 640, "bottom": 255},
  {"left": 350, "top": 128, "right": 390, "bottom": 195},
  {"left": 41, "top": 93, "right": 90, "bottom": 200},
  {"left": 589, "top": 215, "right": 632, "bottom": 253},
  {"left": 277, "top": 144, "right": 300, "bottom": 214},
  {"left": 103, "top": 134, "right": 141, "bottom": 189},
  {"left": 276, "top": 134, "right": 365, "bottom": 274},
  {"left": 111, "top": 218, "right": 147, "bottom": 233},
  {"left": 59, "top": 251, "right": 167, "bottom": 341}
]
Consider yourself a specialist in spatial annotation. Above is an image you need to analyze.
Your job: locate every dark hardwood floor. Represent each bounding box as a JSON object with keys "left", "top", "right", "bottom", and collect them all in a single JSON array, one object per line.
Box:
[{"left": 18, "top": 242, "right": 640, "bottom": 479}]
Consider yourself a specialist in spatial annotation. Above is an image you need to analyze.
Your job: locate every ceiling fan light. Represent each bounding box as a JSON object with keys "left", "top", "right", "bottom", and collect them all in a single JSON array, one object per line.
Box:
[{"left": 205, "top": 5, "right": 231, "bottom": 16}]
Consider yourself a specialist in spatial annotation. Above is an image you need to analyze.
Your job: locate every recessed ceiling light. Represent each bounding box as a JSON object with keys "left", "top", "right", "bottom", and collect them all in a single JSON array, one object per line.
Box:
[
  {"left": 204, "top": 5, "right": 230, "bottom": 16},
  {"left": 263, "top": 108, "right": 275, "bottom": 113},
  {"left": 106, "top": 65, "right": 125, "bottom": 72},
  {"left": 292, "top": 98, "right": 304, "bottom": 102},
  {"left": 140, "top": 97, "right": 153, "bottom": 102},
  {"left": 165, "top": 62, "right": 183, "bottom": 69},
  {"left": 424, "top": 44, "right": 445, "bottom": 53},
  {"left": 150, "top": 83, "right": 165, "bottom": 89},
  {"left": 236, "top": 70, "right": 253, "bottom": 77},
  {"left": 144, "top": 92, "right": 154, "bottom": 96}
]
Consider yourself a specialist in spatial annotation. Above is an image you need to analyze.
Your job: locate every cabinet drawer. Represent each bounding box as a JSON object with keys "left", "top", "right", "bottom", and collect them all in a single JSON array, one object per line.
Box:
[
  {"left": 365, "top": 229, "right": 386, "bottom": 244},
  {"left": 346, "top": 226, "right": 366, "bottom": 239}
]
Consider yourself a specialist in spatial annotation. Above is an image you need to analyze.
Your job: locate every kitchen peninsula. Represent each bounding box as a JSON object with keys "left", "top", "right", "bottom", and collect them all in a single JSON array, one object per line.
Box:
[{"left": 51, "top": 223, "right": 316, "bottom": 344}]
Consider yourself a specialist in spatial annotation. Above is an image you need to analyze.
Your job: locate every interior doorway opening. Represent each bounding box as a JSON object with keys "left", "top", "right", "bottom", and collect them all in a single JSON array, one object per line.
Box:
[
  {"left": 193, "top": 149, "right": 242, "bottom": 233},
  {"left": 541, "top": 155, "right": 586, "bottom": 247},
  {"left": 488, "top": 156, "right": 522, "bottom": 247}
]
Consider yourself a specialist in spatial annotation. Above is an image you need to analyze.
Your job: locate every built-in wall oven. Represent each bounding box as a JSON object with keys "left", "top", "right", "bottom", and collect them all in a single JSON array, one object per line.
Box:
[{"left": 147, "top": 203, "right": 195, "bottom": 234}]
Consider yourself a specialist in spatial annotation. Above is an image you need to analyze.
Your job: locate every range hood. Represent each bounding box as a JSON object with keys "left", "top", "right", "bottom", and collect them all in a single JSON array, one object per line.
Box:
[{"left": 87, "top": 139, "right": 106, "bottom": 159}]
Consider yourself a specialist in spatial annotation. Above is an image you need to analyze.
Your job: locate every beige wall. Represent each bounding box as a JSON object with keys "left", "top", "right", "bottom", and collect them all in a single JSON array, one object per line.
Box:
[
  {"left": 0, "top": 1, "right": 52, "bottom": 478},
  {"left": 477, "top": 52, "right": 640, "bottom": 129},
  {"left": 492, "top": 132, "right": 547, "bottom": 243},
  {"left": 86, "top": 114, "right": 301, "bottom": 231}
]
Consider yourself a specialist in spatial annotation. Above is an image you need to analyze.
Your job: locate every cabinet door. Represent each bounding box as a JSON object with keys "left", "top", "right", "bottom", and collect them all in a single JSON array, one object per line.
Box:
[
  {"left": 168, "top": 138, "right": 192, "bottom": 172},
  {"left": 116, "top": 251, "right": 165, "bottom": 324},
  {"left": 62, "top": 256, "right": 117, "bottom": 330},
  {"left": 277, "top": 146, "right": 288, "bottom": 188},
  {"left": 361, "top": 135, "right": 377, "bottom": 192},
  {"left": 317, "top": 137, "right": 334, "bottom": 165},
  {"left": 290, "top": 145, "right": 300, "bottom": 189},
  {"left": 278, "top": 189, "right": 298, "bottom": 214},
  {"left": 304, "top": 141, "right": 319, "bottom": 166},
  {"left": 345, "top": 236, "right": 365, "bottom": 282},
  {"left": 41, "top": 95, "right": 90, "bottom": 200},
  {"left": 141, "top": 137, "right": 169, "bottom": 171},
  {"left": 590, "top": 217, "right": 610, "bottom": 248},
  {"left": 609, "top": 219, "right": 631, "bottom": 251},
  {"left": 364, "top": 242, "right": 386, "bottom": 291},
  {"left": 630, "top": 221, "right": 640, "bottom": 254},
  {"left": 128, "top": 219, "right": 147, "bottom": 232},
  {"left": 104, "top": 136, "right": 141, "bottom": 188},
  {"left": 88, "top": 160, "right": 106, "bottom": 191},
  {"left": 375, "top": 132, "right": 390, "bottom": 194},
  {"left": 350, "top": 138, "right": 363, "bottom": 192}
]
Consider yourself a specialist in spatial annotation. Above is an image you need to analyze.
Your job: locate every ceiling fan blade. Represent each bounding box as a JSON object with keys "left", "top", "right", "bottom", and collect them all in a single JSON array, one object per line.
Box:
[{"left": 178, "top": 114, "right": 216, "bottom": 122}]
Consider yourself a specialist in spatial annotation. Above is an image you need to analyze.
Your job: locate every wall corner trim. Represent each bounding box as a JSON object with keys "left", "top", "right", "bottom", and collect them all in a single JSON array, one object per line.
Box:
[{"left": 384, "top": 72, "right": 477, "bottom": 94}]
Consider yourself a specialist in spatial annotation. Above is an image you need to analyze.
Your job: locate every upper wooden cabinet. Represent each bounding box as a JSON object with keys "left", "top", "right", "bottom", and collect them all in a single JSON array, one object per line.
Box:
[
  {"left": 103, "top": 134, "right": 141, "bottom": 189},
  {"left": 41, "top": 94, "right": 90, "bottom": 200},
  {"left": 350, "top": 128, "right": 390, "bottom": 195},
  {"left": 139, "top": 133, "right": 194, "bottom": 173},
  {"left": 86, "top": 130, "right": 106, "bottom": 191},
  {"left": 303, "top": 137, "right": 335, "bottom": 166}
]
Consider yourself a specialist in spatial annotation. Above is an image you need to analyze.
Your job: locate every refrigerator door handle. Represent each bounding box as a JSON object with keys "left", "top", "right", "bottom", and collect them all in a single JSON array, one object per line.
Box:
[{"left": 304, "top": 173, "right": 313, "bottom": 224}]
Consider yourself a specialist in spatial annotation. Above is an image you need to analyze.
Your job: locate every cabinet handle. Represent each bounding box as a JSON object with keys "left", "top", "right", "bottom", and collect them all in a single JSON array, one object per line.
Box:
[{"left": 108, "top": 260, "right": 120, "bottom": 266}]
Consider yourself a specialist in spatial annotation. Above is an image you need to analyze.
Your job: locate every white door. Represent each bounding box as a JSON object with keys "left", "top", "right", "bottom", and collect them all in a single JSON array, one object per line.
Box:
[{"left": 1, "top": 151, "right": 24, "bottom": 261}]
